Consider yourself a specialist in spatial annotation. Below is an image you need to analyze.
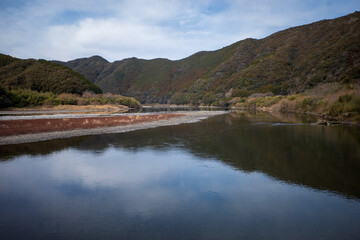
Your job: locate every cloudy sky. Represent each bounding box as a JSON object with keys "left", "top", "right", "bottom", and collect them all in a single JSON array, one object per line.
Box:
[{"left": 0, "top": 0, "right": 359, "bottom": 62}]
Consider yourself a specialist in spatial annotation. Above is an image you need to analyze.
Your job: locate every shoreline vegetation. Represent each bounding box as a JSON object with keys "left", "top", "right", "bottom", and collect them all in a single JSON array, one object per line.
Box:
[
  {"left": 228, "top": 83, "right": 360, "bottom": 124},
  {"left": 145, "top": 82, "right": 360, "bottom": 124},
  {"left": 1, "top": 83, "right": 358, "bottom": 124},
  {"left": 1, "top": 89, "right": 358, "bottom": 145},
  {"left": 0, "top": 87, "right": 141, "bottom": 109}
]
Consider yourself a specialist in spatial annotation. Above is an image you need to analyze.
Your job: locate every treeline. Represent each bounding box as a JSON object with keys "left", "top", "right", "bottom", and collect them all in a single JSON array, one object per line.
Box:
[{"left": 0, "top": 88, "right": 141, "bottom": 109}]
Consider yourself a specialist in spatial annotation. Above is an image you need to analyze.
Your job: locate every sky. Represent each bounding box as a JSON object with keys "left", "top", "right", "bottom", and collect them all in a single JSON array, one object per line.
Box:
[{"left": 0, "top": 0, "right": 359, "bottom": 62}]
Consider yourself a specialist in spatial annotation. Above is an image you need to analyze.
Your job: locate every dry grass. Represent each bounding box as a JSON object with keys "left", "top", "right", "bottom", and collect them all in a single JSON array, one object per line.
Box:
[
  {"left": 8, "top": 104, "right": 129, "bottom": 114},
  {"left": 229, "top": 82, "right": 360, "bottom": 123}
]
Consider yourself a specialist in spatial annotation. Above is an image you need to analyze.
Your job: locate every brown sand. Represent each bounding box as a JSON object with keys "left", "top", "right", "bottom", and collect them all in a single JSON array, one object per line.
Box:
[{"left": 0, "top": 113, "right": 182, "bottom": 137}]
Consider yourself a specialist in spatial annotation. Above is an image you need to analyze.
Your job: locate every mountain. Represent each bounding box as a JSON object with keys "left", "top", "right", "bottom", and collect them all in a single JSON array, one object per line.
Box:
[
  {"left": 0, "top": 54, "right": 102, "bottom": 94},
  {"left": 57, "top": 12, "right": 360, "bottom": 104}
]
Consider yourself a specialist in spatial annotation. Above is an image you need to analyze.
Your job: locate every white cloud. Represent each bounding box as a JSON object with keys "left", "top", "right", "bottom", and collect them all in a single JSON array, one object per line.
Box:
[{"left": 0, "top": 0, "right": 359, "bottom": 61}]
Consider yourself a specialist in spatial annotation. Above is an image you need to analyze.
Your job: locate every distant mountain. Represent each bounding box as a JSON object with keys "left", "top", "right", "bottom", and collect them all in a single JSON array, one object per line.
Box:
[
  {"left": 54, "top": 55, "right": 109, "bottom": 84},
  {"left": 0, "top": 54, "right": 102, "bottom": 94},
  {"left": 57, "top": 11, "right": 360, "bottom": 104}
]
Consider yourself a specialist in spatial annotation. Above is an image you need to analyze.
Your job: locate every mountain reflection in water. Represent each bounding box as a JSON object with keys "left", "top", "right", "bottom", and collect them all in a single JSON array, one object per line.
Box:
[
  {"left": 2, "top": 111, "right": 359, "bottom": 199},
  {"left": 0, "top": 111, "right": 360, "bottom": 240}
]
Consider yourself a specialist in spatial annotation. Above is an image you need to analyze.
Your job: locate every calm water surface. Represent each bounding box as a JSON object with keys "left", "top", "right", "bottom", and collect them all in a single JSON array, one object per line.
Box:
[{"left": 1, "top": 111, "right": 360, "bottom": 240}]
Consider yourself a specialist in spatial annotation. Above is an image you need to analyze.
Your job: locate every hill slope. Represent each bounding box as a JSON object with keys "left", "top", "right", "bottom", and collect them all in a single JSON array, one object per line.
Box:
[
  {"left": 0, "top": 54, "right": 102, "bottom": 94},
  {"left": 57, "top": 11, "right": 360, "bottom": 104}
]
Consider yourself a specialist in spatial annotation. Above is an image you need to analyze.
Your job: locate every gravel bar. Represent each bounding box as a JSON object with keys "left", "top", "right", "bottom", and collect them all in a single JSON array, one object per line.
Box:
[{"left": 0, "top": 111, "right": 226, "bottom": 145}]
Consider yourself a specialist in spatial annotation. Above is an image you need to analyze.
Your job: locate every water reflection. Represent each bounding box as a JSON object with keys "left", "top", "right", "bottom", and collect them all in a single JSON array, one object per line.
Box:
[
  {"left": 1, "top": 147, "right": 360, "bottom": 239},
  {"left": 0, "top": 111, "right": 360, "bottom": 239},
  {"left": 1, "top": 111, "right": 359, "bottom": 199}
]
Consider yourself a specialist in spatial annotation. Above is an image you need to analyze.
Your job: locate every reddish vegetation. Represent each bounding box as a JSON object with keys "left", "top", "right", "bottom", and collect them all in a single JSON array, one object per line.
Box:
[{"left": 0, "top": 113, "right": 183, "bottom": 136}]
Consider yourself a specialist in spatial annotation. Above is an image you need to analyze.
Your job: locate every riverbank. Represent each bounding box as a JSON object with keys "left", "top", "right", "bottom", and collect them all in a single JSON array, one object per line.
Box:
[
  {"left": 0, "top": 104, "right": 129, "bottom": 115},
  {"left": 0, "top": 111, "right": 225, "bottom": 145},
  {"left": 228, "top": 83, "right": 360, "bottom": 124}
]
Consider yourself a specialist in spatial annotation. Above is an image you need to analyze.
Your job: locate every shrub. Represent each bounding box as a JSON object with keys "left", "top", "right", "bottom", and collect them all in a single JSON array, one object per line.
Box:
[
  {"left": 308, "top": 73, "right": 326, "bottom": 87},
  {"left": 328, "top": 94, "right": 360, "bottom": 117},
  {"left": 0, "top": 88, "right": 141, "bottom": 109},
  {"left": 301, "top": 97, "right": 316, "bottom": 111},
  {"left": 288, "top": 96, "right": 296, "bottom": 101},
  {"left": 328, "top": 102, "right": 343, "bottom": 116},
  {"left": 201, "top": 93, "right": 217, "bottom": 106},
  {"left": 0, "top": 86, "right": 12, "bottom": 108},
  {"left": 232, "top": 88, "right": 251, "bottom": 98},
  {"left": 56, "top": 93, "right": 79, "bottom": 105},
  {"left": 8, "top": 90, "right": 50, "bottom": 107},
  {"left": 338, "top": 94, "right": 352, "bottom": 103}
]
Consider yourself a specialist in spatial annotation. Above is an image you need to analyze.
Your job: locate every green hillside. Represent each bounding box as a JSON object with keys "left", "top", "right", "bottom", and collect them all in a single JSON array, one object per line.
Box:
[
  {"left": 57, "top": 42, "right": 240, "bottom": 103},
  {"left": 53, "top": 55, "right": 109, "bottom": 84},
  {"left": 0, "top": 54, "right": 102, "bottom": 94},
  {"left": 57, "top": 11, "right": 360, "bottom": 106},
  {"left": 0, "top": 55, "right": 144, "bottom": 109}
]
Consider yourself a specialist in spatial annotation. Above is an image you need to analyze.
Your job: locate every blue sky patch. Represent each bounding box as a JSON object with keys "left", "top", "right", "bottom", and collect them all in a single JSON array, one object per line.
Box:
[{"left": 0, "top": 0, "right": 359, "bottom": 61}]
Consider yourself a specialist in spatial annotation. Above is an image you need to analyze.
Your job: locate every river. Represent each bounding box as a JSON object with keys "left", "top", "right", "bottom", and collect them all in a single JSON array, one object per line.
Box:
[{"left": 0, "top": 111, "right": 359, "bottom": 239}]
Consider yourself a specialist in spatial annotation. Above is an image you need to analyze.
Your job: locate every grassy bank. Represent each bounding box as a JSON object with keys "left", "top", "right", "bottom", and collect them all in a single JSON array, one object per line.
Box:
[
  {"left": 228, "top": 83, "right": 360, "bottom": 123},
  {"left": 0, "top": 88, "right": 141, "bottom": 109}
]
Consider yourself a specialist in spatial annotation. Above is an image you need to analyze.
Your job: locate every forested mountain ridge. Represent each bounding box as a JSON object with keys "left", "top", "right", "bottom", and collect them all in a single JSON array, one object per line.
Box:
[
  {"left": 54, "top": 44, "right": 239, "bottom": 103},
  {"left": 0, "top": 54, "right": 102, "bottom": 94},
  {"left": 57, "top": 11, "right": 360, "bottom": 105},
  {"left": 0, "top": 54, "right": 143, "bottom": 109}
]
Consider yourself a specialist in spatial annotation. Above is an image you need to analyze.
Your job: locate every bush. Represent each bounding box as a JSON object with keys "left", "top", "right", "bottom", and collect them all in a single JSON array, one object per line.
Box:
[
  {"left": 328, "top": 94, "right": 360, "bottom": 117},
  {"left": 338, "top": 94, "right": 352, "bottom": 103},
  {"left": 301, "top": 97, "right": 316, "bottom": 111},
  {"left": 308, "top": 73, "right": 325, "bottom": 87},
  {"left": 328, "top": 102, "right": 344, "bottom": 116},
  {"left": 8, "top": 90, "right": 51, "bottom": 107},
  {"left": 201, "top": 93, "right": 217, "bottom": 106},
  {"left": 0, "top": 89, "right": 142, "bottom": 109},
  {"left": 0, "top": 86, "right": 12, "bottom": 108},
  {"left": 56, "top": 93, "right": 79, "bottom": 105},
  {"left": 231, "top": 88, "right": 251, "bottom": 98},
  {"left": 288, "top": 96, "right": 296, "bottom": 101}
]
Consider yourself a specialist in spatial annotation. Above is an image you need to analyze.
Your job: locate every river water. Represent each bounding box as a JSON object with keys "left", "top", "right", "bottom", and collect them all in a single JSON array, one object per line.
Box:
[{"left": 0, "top": 111, "right": 359, "bottom": 239}]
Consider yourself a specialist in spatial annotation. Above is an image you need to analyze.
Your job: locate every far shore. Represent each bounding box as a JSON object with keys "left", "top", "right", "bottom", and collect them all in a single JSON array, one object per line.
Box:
[{"left": 142, "top": 104, "right": 228, "bottom": 109}]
